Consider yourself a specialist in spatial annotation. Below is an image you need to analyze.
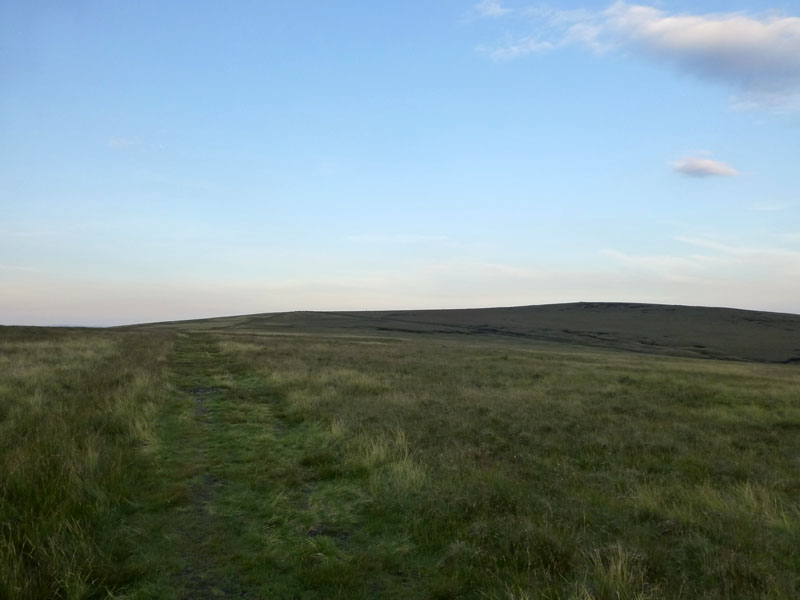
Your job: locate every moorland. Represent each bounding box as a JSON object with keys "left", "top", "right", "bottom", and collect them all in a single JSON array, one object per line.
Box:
[{"left": 1, "top": 302, "right": 799, "bottom": 599}]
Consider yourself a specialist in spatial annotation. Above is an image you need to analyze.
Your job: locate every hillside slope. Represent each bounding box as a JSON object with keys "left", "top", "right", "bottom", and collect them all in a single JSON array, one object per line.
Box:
[{"left": 135, "top": 302, "right": 800, "bottom": 363}]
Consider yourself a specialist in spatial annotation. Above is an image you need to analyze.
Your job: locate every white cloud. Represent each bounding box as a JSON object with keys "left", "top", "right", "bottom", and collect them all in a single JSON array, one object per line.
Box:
[
  {"left": 475, "top": 1, "right": 511, "bottom": 18},
  {"left": 603, "top": 236, "right": 800, "bottom": 313},
  {"left": 0, "top": 229, "right": 61, "bottom": 238},
  {"left": 107, "top": 136, "right": 140, "bottom": 149},
  {"left": 676, "top": 236, "right": 800, "bottom": 263},
  {"left": 523, "top": 6, "right": 594, "bottom": 24},
  {"left": 606, "top": 236, "right": 800, "bottom": 281},
  {"left": 480, "top": 36, "right": 553, "bottom": 60},
  {"left": 672, "top": 156, "right": 738, "bottom": 177},
  {"left": 602, "top": 249, "right": 724, "bottom": 283},
  {"left": 346, "top": 234, "right": 449, "bottom": 244},
  {"left": 750, "top": 202, "right": 790, "bottom": 211},
  {"left": 602, "top": 3, "right": 800, "bottom": 105},
  {"left": 485, "top": 2, "right": 800, "bottom": 109}
]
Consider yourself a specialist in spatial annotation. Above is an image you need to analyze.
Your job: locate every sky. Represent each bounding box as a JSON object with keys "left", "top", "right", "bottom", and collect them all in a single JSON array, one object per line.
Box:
[{"left": 1, "top": 0, "right": 799, "bottom": 326}]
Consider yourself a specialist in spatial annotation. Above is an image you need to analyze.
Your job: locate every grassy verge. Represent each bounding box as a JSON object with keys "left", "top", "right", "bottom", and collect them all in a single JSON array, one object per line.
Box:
[{"left": 0, "top": 327, "right": 173, "bottom": 599}]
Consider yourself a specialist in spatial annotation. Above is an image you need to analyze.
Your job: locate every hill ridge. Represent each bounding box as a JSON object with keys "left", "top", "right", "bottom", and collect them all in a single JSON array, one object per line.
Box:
[{"left": 131, "top": 302, "right": 800, "bottom": 364}]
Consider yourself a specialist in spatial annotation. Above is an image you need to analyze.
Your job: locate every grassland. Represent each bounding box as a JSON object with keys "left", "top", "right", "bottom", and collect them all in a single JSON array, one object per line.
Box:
[
  {"left": 2, "top": 305, "right": 799, "bottom": 599},
  {"left": 0, "top": 327, "right": 173, "bottom": 599}
]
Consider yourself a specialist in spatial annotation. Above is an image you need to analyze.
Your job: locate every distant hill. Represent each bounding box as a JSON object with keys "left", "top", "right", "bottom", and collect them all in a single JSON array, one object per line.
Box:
[{"left": 135, "top": 302, "right": 800, "bottom": 364}]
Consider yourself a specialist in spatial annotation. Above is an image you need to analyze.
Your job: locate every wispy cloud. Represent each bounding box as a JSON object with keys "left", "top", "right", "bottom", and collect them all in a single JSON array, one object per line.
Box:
[
  {"left": 672, "top": 156, "right": 738, "bottom": 177},
  {"left": 1, "top": 229, "right": 62, "bottom": 238},
  {"left": 478, "top": 2, "right": 800, "bottom": 109},
  {"left": 0, "top": 264, "right": 36, "bottom": 272},
  {"left": 346, "top": 234, "right": 449, "bottom": 244},
  {"left": 475, "top": 1, "right": 511, "bottom": 18},
  {"left": 107, "top": 136, "right": 141, "bottom": 149},
  {"left": 602, "top": 249, "right": 723, "bottom": 282},
  {"left": 605, "top": 236, "right": 800, "bottom": 286},
  {"left": 479, "top": 36, "right": 553, "bottom": 60},
  {"left": 676, "top": 236, "right": 800, "bottom": 263},
  {"left": 750, "top": 202, "right": 790, "bottom": 211}
]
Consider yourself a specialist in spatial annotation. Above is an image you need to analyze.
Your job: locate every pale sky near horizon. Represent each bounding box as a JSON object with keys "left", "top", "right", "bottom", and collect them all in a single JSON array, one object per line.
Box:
[{"left": 2, "top": 1, "right": 799, "bottom": 326}]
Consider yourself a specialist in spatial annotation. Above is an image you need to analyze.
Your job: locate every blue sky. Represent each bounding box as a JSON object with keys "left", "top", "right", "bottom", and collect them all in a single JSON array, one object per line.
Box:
[{"left": 2, "top": 1, "right": 799, "bottom": 325}]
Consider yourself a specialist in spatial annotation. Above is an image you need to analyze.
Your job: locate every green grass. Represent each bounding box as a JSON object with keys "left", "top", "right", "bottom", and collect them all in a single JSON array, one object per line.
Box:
[
  {"left": 0, "top": 327, "right": 173, "bottom": 599},
  {"left": 2, "top": 325, "right": 799, "bottom": 598}
]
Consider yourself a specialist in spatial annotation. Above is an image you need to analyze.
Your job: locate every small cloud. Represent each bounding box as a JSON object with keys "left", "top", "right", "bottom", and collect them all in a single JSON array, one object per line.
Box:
[
  {"left": 107, "top": 136, "right": 140, "bottom": 149},
  {"left": 522, "top": 6, "right": 594, "bottom": 24},
  {"left": 676, "top": 236, "right": 800, "bottom": 261},
  {"left": 346, "top": 234, "right": 448, "bottom": 244},
  {"left": 0, "top": 264, "right": 36, "bottom": 272},
  {"left": 602, "top": 248, "right": 711, "bottom": 277},
  {"left": 605, "top": 236, "right": 800, "bottom": 287},
  {"left": 475, "top": 0, "right": 511, "bottom": 18},
  {"left": 1, "top": 229, "right": 61, "bottom": 238},
  {"left": 750, "top": 202, "right": 789, "bottom": 211},
  {"left": 672, "top": 156, "right": 738, "bottom": 177},
  {"left": 479, "top": 36, "right": 553, "bottom": 60}
]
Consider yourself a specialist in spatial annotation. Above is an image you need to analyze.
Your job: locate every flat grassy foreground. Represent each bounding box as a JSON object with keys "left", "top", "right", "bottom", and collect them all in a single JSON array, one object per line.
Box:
[{"left": 1, "top": 328, "right": 799, "bottom": 599}]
